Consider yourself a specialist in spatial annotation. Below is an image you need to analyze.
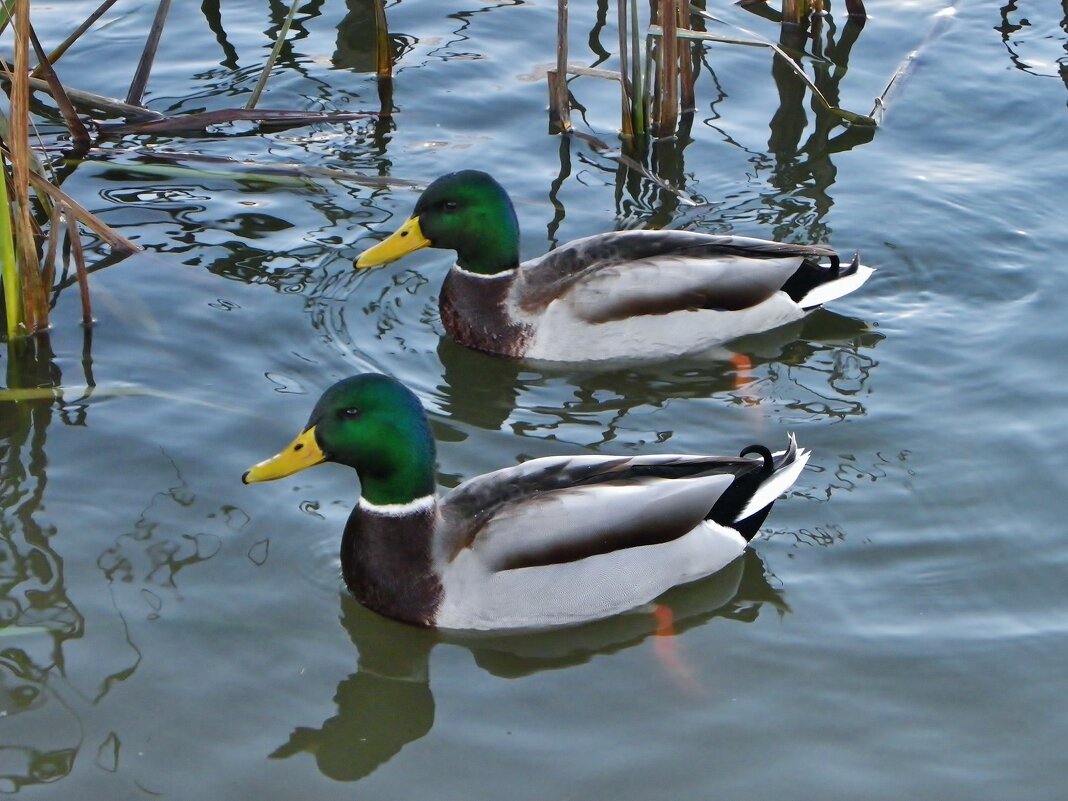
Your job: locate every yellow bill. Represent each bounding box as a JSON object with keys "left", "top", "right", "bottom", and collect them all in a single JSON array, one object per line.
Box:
[
  {"left": 355, "top": 216, "right": 431, "bottom": 268},
  {"left": 242, "top": 427, "right": 326, "bottom": 484}
]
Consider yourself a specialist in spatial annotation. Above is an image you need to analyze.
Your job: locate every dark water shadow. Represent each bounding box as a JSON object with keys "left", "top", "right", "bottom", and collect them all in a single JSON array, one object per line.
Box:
[{"left": 269, "top": 548, "right": 782, "bottom": 783}]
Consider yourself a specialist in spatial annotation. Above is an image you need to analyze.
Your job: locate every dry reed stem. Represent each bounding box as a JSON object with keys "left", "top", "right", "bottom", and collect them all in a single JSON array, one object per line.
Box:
[
  {"left": 247, "top": 0, "right": 300, "bottom": 110},
  {"left": 678, "top": 0, "right": 695, "bottom": 115},
  {"left": 28, "top": 23, "right": 90, "bottom": 149},
  {"left": 64, "top": 210, "right": 91, "bottom": 325},
  {"left": 42, "top": 196, "right": 60, "bottom": 292},
  {"left": 11, "top": 0, "right": 46, "bottom": 332},
  {"left": 26, "top": 76, "right": 161, "bottom": 121},
  {"left": 548, "top": 0, "right": 571, "bottom": 131},
  {"left": 616, "top": 0, "right": 633, "bottom": 136},
  {"left": 0, "top": 105, "right": 54, "bottom": 192},
  {"left": 126, "top": 0, "right": 171, "bottom": 107},
  {"left": 373, "top": 0, "right": 391, "bottom": 79},
  {"left": 657, "top": 0, "right": 679, "bottom": 136},
  {"left": 783, "top": 0, "right": 800, "bottom": 25}
]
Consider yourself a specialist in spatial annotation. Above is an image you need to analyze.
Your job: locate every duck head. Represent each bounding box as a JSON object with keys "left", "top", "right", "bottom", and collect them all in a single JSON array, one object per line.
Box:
[
  {"left": 243, "top": 374, "right": 437, "bottom": 507},
  {"left": 355, "top": 170, "right": 520, "bottom": 275}
]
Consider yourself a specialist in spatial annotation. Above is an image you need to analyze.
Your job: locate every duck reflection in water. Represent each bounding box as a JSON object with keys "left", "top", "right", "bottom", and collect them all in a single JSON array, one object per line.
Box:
[
  {"left": 269, "top": 549, "right": 783, "bottom": 782},
  {"left": 432, "top": 304, "right": 882, "bottom": 442}
]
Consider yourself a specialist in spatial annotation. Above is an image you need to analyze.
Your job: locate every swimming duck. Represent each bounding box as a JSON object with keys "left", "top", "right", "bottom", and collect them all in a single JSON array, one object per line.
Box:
[
  {"left": 242, "top": 373, "right": 810, "bottom": 630},
  {"left": 355, "top": 170, "right": 873, "bottom": 362}
]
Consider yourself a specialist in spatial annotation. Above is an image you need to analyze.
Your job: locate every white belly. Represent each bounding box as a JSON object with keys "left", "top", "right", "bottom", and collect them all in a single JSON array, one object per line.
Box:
[
  {"left": 435, "top": 520, "right": 749, "bottom": 631},
  {"left": 523, "top": 292, "right": 806, "bottom": 362}
]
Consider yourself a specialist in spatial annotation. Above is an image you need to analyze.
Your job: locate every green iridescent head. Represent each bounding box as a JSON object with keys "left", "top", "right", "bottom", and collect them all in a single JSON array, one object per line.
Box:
[
  {"left": 355, "top": 170, "right": 521, "bottom": 275},
  {"left": 243, "top": 374, "right": 437, "bottom": 507}
]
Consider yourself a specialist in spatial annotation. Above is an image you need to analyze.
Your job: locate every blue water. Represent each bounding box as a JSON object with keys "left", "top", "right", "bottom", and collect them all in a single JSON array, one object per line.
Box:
[{"left": 2, "top": 1, "right": 1067, "bottom": 798}]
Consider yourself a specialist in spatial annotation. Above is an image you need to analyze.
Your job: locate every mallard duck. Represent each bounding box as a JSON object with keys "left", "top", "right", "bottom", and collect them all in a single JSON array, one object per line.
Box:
[
  {"left": 355, "top": 170, "right": 873, "bottom": 362},
  {"left": 243, "top": 373, "right": 810, "bottom": 630}
]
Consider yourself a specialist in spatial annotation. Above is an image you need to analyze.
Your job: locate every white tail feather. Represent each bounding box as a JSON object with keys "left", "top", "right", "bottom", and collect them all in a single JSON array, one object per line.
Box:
[
  {"left": 735, "top": 435, "right": 811, "bottom": 522},
  {"left": 797, "top": 264, "right": 874, "bottom": 310}
]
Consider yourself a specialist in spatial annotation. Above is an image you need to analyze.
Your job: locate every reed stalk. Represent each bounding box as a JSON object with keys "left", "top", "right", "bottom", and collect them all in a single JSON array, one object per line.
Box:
[
  {"left": 41, "top": 197, "right": 60, "bottom": 293},
  {"left": 655, "top": 0, "right": 679, "bottom": 136},
  {"left": 247, "top": 0, "right": 300, "bottom": 110},
  {"left": 616, "top": 0, "right": 633, "bottom": 136},
  {"left": 629, "top": 0, "right": 646, "bottom": 135},
  {"left": 29, "top": 23, "right": 90, "bottom": 151},
  {"left": 65, "top": 210, "right": 91, "bottom": 326},
  {"left": 677, "top": 1, "right": 694, "bottom": 117},
  {"left": 649, "top": 22, "right": 877, "bottom": 126},
  {"left": 27, "top": 173, "right": 141, "bottom": 254},
  {"left": 373, "top": 0, "right": 391, "bottom": 79},
  {"left": 9, "top": 0, "right": 46, "bottom": 333},
  {"left": 0, "top": 154, "right": 21, "bottom": 338},
  {"left": 126, "top": 0, "right": 170, "bottom": 107},
  {"left": 25, "top": 76, "right": 162, "bottom": 121},
  {"left": 548, "top": 0, "right": 571, "bottom": 132}
]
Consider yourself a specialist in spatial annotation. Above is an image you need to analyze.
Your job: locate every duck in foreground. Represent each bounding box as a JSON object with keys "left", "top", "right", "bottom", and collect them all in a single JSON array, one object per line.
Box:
[
  {"left": 355, "top": 170, "right": 873, "bottom": 362},
  {"left": 243, "top": 373, "right": 811, "bottom": 630}
]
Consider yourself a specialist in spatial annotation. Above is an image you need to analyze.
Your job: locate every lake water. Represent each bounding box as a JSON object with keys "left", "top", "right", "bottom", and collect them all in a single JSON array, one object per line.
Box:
[{"left": 2, "top": 1, "right": 1067, "bottom": 798}]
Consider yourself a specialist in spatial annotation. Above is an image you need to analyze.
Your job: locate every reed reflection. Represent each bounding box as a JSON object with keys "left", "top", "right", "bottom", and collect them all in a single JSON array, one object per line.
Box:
[
  {"left": 685, "top": 6, "right": 869, "bottom": 245},
  {"left": 551, "top": 1, "right": 876, "bottom": 242},
  {"left": 996, "top": 1, "right": 1068, "bottom": 104},
  {"left": 0, "top": 333, "right": 242, "bottom": 793},
  {"left": 0, "top": 335, "right": 87, "bottom": 792},
  {"left": 270, "top": 549, "right": 781, "bottom": 783}
]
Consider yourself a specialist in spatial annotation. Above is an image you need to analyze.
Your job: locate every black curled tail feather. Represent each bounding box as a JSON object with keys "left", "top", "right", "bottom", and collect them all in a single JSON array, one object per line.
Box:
[
  {"left": 706, "top": 443, "right": 786, "bottom": 540},
  {"left": 781, "top": 251, "right": 860, "bottom": 305},
  {"left": 738, "top": 444, "right": 774, "bottom": 477}
]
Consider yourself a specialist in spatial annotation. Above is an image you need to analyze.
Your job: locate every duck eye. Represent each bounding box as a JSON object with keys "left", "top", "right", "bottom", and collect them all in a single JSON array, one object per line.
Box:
[
  {"left": 341, "top": 408, "right": 362, "bottom": 420},
  {"left": 443, "top": 201, "right": 458, "bottom": 212}
]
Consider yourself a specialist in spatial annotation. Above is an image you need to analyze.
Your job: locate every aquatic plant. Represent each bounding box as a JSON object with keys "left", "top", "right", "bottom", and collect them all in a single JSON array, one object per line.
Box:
[
  {"left": 0, "top": 0, "right": 139, "bottom": 338},
  {"left": 0, "top": 0, "right": 398, "bottom": 340},
  {"left": 550, "top": 0, "right": 874, "bottom": 141}
]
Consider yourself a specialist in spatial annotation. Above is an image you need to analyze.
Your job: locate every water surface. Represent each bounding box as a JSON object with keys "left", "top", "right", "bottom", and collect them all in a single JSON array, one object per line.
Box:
[{"left": 2, "top": 1, "right": 1067, "bottom": 798}]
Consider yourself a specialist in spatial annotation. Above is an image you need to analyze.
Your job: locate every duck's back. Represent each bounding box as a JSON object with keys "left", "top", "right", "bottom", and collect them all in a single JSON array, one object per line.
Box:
[
  {"left": 510, "top": 231, "right": 864, "bottom": 362},
  {"left": 432, "top": 447, "right": 805, "bottom": 630}
]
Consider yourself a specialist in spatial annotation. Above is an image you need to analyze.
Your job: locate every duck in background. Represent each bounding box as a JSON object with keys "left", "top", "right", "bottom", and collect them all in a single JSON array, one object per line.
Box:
[{"left": 355, "top": 170, "right": 872, "bottom": 362}]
